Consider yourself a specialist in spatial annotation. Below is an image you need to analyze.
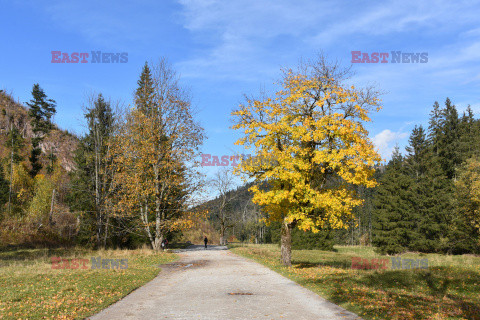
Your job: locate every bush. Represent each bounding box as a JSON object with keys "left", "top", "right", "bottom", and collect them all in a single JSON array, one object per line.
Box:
[{"left": 267, "top": 221, "right": 334, "bottom": 250}]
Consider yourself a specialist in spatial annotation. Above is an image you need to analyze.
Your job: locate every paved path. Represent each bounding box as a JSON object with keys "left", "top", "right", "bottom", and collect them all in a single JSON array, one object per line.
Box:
[{"left": 89, "top": 245, "right": 362, "bottom": 320}]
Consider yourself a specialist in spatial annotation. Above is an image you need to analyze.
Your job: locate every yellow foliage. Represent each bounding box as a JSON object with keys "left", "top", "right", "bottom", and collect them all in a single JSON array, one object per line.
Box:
[
  {"left": 455, "top": 156, "right": 480, "bottom": 231},
  {"left": 108, "top": 60, "right": 204, "bottom": 246},
  {"left": 28, "top": 174, "right": 55, "bottom": 222},
  {"left": 232, "top": 67, "right": 381, "bottom": 232}
]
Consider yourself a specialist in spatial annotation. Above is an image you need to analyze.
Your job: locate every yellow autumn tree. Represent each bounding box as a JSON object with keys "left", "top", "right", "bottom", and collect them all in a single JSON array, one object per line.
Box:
[
  {"left": 110, "top": 59, "right": 205, "bottom": 250},
  {"left": 232, "top": 55, "right": 382, "bottom": 265}
]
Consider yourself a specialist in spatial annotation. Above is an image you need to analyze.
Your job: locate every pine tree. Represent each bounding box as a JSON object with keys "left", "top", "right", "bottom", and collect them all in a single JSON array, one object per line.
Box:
[
  {"left": 134, "top": 62, "right": 155, "bottom": 116},
  {"left": 374, "top": 99, "right": 479, "bottom": 254},
  {"left": 405, "top": 125, "right": 428, "bottom": 179},
  {"left": 26, "top": 84, "right": 56, "bottom": 177},
  {"left": 7, "top": 119, "right": 24, "bottom": 164},
  {"left": 458, "top": 106, "right": 478, "bottom": 162},
  {"left": 438, "top": 98, "right": 460, "bottom": 179},
  {"left": 0, "top": 165, "right": 10, "bottom": 214},
  {"left": 428, "top": 101, "right": 442, "bottom": 157},
  {"left": 449, "top": 108, "right": 480, "bottom": 253},
  {"left": 373, "top": 147, "right": 415, "bottom": 254},
  {"left": 405, "top": 125, "right": 452, "bottom": 252},
  {"left": 69, "top": 94, "right": 114, "bottom": 248}
]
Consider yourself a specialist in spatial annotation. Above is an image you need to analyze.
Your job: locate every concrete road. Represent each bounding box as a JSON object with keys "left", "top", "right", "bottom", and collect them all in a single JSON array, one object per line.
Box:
[{"left": 89, "top": 245, "right": 362, "bottom": 320}]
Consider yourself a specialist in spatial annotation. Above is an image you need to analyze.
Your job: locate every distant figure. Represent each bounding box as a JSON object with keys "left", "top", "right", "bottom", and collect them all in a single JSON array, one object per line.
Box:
[
  {"left": 161, "top": 239, "right": 166, "bottom": 250},
  {"left": 204, "top": 236, "right": 208, "bottom": 249}
]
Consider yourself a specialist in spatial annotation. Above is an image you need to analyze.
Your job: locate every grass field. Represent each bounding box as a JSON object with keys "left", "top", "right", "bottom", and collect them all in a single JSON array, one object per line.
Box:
[
  {"left": 230, "top": 244, "right": 480, "bottom": 320},
  {"left": 0, "top": 246, "right": 178, "bottom": 319}
]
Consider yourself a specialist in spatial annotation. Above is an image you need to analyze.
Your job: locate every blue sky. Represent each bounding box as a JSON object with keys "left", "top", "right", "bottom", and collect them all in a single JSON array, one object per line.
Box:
[{"left": 1, "top": 0, "right": 480, "bottom": 182}]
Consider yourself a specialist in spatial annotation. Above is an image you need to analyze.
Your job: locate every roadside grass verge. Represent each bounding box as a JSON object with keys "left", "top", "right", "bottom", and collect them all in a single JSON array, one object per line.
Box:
[
  {"left": 165, "top": 242, "right": 192, "bottom": 250},
  {"left": 0, "top": 246, "right": 178, "bottom": 319},
  {"left": 230, "top": 244, "right": 480, "bottom": 320}
]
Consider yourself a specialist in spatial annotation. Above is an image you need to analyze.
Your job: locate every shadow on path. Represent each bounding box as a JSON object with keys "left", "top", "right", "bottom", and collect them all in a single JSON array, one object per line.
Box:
[{"left": 173, "top": 244, "right": 228, "bottom": 253}]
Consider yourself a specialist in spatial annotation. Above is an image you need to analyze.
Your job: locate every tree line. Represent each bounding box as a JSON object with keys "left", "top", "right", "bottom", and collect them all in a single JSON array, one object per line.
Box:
[
  {"left": 1, "top": 54, "right": 478, "bottom": 266},
  {"left": 373, "top": 98, "right": 480, "bottom": 254},
  {"left": 206, "top": 96, "right": 480, "bottom": 260},
  {"left": 205, "top": 55, "right": 479, "bottom": 265},
  {"left": 0, "top": 59, "right": 205, "bottom": 249}
]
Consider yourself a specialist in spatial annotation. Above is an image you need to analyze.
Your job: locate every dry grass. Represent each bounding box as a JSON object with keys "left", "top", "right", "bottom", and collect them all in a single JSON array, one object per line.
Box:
[
  {"left": 231, "top": 244, "right": 480, "bottom": 320},
  {"left": 0, "top": 247, "right": 178, "bottom": 319}
]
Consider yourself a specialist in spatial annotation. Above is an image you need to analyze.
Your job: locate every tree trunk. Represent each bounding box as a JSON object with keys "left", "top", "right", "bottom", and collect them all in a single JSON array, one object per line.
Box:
[
  {"left": 94, "top": 124, "right": 104, "bottom": 249},
  {"left": 281, "top": 219, "right": 294, "bottom": 266},
  {"left": 220, "top": 225, "right": 226, "bottom": 245},
  {"left": 153, "top": 234, "right": 163, "bottom": 251},
  {"left": 103, "top": 215, "right": 109, "bottom": 248},
  {"left": 96, "top": 213, "right": 103, "bottom": 249},
  {"left": 153, "top": 164, "right": 162, "bottom": 251},
  {"left": 220, "top": 217, "right": 226, "bottom": 245},
  {"left": 140, "top": 202, "right": 156, "bottom": 250}
]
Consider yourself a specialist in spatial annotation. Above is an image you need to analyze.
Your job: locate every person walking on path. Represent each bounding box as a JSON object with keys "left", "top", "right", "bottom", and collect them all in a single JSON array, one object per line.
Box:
[{"left": 204, "top": 236, "right": 208, "bottom": 249}]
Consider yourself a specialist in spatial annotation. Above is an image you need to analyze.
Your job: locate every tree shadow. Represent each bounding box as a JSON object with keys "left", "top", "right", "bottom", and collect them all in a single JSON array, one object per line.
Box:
[
  {"left": 422, "top": 271, "right": 450, "bottom": 297},
  {"left": 360, "top": 270, "right": 418, "bottom": 290},
  {"left": 455, "top": 299, "right": 480, "bottom": 320},
  {"left": 292, "top": 258, "right": 351, "bottom": 270},
  {"left": 0, "top": 246, "right": 85, "bottom": 264}
]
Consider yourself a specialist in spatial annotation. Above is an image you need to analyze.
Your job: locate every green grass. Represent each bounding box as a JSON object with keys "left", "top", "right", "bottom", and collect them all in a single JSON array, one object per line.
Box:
[
  {"left": 0, "top": 246, "right": 178, "bottom": 319},
  {"left": 230, "top": 244, "right": 480, "bottom": 320}
]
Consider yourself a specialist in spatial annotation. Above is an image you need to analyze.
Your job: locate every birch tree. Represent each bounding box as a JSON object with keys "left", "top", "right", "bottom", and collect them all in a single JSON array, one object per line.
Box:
[
  {"left": 210, "top": 168, "right": 238, "bottom": 245},
  {"left": 112, "top": 59, "right": 204, "bottom": 250}
]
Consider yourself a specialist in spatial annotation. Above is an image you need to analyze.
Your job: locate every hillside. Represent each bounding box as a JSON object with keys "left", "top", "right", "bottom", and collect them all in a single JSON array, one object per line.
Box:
[
  {"left": 0, "top": 90, "right": 80, "bottom": 246},
  {"left": 0, "top": 90, "right": 78, "bottom": 173}
]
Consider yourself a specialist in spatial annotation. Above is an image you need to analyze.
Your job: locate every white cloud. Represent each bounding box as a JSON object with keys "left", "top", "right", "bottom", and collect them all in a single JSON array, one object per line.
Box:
[
  {"left": 373, "top": 129, "right": 408, "bottom": 160},
  {"left": 176, "top": 0, "right": 480, "bottom": 91},
  {"left": 176, "top": 0, "right": 331, "bottom": 80}
]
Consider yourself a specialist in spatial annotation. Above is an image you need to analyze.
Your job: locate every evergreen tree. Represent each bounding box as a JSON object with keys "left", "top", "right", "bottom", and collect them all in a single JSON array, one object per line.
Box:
[
  {"left": 68, "top": 137, "right": 96, "bottom": 245},
  {"left": 7, "top": 119, "right": 24, "bottom": 164},
  {"left": 26, "top": 84, "right": 56, "bottom": 177},
  {"left": 373, "top": 147, "right": 415, "bottom": 254},
  {"left": 438, "top": 98, "right": 460, "bottom": 179},
  {"left": 458, "top": 106, "right": 479, "bottom": 162},
  {"left": 372, "top": 99, "right": 479, "bottom": 255},
  {"left": 0, "top": 165, "right": 10, "bottom": 214},
  {"left": 46, "top": 152, "right": 57, "bottom": 174},
  {"left": 405, "top": 125, "right": 452, "bottom": 252},
  {"left": 134, "top": 62, "right": 155, "bottom": 116},
  {"left": 405, "top": 125, "right": 428, "bottom": 179},
  {"left": 69, "top": 94, "right": 114, "bottom": 248},
  {"left": 428, "top": 101, "right": 442, "bottom": 157}
]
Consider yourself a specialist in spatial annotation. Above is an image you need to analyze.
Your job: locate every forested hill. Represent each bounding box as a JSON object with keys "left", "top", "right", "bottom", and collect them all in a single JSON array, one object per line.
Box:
[
  {"left": 0, "top": 90, "right": 78, "bottom": 173},
  {"left": 0, "top": 89, "right": 79, "bottom": 246},
  {"left": 202, "top": 181, "right": 256, "bottom": 213},
  {"left": 200, "top": 181, "right": 258, "bottom": 234}
]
